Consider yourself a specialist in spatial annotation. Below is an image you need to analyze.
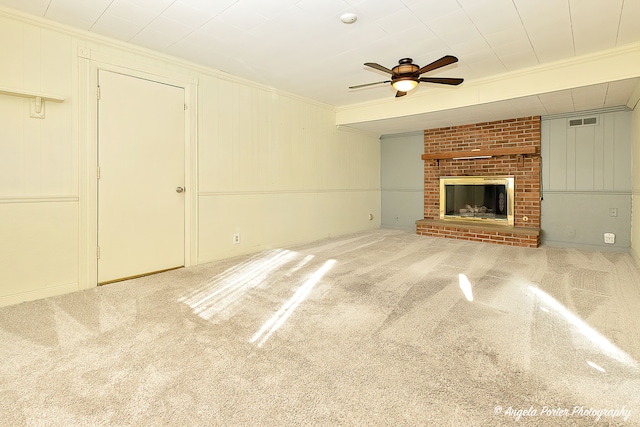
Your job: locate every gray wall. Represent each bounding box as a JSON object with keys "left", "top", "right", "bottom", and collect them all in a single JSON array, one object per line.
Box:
[
  {"left": 541, "top": 109, "right": 632, "bottom": 249},
  {"left": 381, "top": 132, "right": 424, "bottom": 231}
]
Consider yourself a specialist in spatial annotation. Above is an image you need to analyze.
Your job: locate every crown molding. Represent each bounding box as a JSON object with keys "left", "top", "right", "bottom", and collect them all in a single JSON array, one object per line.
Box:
[{"left": 0, "top": 6, "right": 335, "bottom": 112}]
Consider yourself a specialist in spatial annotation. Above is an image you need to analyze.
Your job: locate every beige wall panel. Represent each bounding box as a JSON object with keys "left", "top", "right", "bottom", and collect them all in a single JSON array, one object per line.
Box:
[
  {"left": 41, "top": 28, "right": 75, "bottom": 195},
  {"left": 0, "top": 18, "right": 74, "bottom": 197},
  {"left": 334, "top": 129, "right": 381, "bottom": 189},
  {"left": 0, "top": 96, "right": 24, "bottom": 195},
  {"left": 633, "top": 193, "right": 640, "bottom": 261},
  {"left": 0, "top": 16, "right": 25, "bottom": 87},
  {"left": 196, "top": 91, "right": 380, "bottom": 263},
  {"left": 316, "top": 191, "right": 381, "bottom": 237},
  {"left": 22, "top": 24, "right": 40, "bottom": 95},
  {"left": 633, "top": 104, "right": 640, "bottom": 190},
  {"left": 0, "top": 201, "right": 78, "bottom": 305},
  {"left": 198, "top": 190, "right": 380, "bottom": 263},
  {"left": 211, "top": 78, "right": 234, "bottom": 190},
  {"left": 197, "top": 78, "right": 379, "bottom": 194}
]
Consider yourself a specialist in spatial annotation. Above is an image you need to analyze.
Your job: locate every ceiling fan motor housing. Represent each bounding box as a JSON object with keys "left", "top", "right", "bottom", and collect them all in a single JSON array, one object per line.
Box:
[
  {"left": 392, "top": 58, "right": 419, "bottom": 75},
  {"left": 391, "top": 58, "right": 420, "bottom": 88}
]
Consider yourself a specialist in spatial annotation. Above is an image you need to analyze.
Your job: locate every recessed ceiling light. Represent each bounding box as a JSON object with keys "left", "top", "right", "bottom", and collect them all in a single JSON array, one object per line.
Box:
[{"left": 340, "top": 13, "right": 357, "bottom": 24}]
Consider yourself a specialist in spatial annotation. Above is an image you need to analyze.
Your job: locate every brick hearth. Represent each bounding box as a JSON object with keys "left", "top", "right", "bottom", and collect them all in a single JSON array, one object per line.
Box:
[{"left": 416, "top": 116, "right": 541, "bottom": 248}]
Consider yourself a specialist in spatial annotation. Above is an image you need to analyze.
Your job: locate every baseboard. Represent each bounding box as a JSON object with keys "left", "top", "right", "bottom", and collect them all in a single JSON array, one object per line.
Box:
[
  {"left": 380, "top": 224, "right": 416, "bottom": 232},
  {"left": 630, "top": 247, "right": 640, "bottom": 267},
  {"left": 540, "top": 239, "right": 630, "bottom": 252},
  {"left": 0, "top": 282, "right": 79, "bottom": 307}
]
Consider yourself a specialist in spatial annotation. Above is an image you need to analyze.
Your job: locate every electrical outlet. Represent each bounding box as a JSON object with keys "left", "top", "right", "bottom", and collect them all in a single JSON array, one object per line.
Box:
[
  {"left": 604, "top": 233, "right": 615, "bottom": 244},
  {"left": 233, "top": 233, "right": 240, "bottom": 244}
]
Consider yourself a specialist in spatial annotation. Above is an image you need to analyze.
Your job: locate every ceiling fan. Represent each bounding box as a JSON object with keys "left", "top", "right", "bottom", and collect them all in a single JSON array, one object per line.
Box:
[{"left": 349, "top": 55, "right": 464, "bottom": 98}]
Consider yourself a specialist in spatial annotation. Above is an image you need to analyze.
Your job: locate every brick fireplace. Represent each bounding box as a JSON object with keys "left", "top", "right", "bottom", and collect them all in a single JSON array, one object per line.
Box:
[{"left": 416, "top": 116, "right": 541, "bottom": 248}]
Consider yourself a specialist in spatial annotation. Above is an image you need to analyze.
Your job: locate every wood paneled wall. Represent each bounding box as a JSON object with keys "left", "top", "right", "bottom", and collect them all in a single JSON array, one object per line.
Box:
[
  {"left": 541, "top": 110, "right": 632, "bottom": 249},
  {"left": 0, "top": 11, "right": 381, "bottom": 305},
  {"left": 543, "top": 111, "right": 631, "bottom": 192}
]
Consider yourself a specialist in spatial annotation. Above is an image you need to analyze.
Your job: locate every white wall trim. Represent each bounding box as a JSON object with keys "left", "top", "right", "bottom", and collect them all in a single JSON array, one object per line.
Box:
[
  {"left": 0, "top": 196, "right": 78, "bottom": 204},
  {"left": 381, "top": 188, "right": 424, "bottom": 193},
  {"left": 541, "top": 106, "right": 631, "bottom": 121},
  {"left": 334, "top": 125, "right": 379, "bottom": 138},
  {"left": 78, "top": 47, "right": 199, "bottom": 87},
  {"left": 0, "top": 281, "right": 79, "bottom": 308},
  {"left": 543, "top": 191, "right": 632, "bottom": 196},
  {"left": 628, "top": 80, "right": 640, "bottom": 110},
  {"left": 198, "top": 189, "right": 380, "bottom": 197},
  {"left": 379, "top": 130, "right": 425, "bottom": 139}
]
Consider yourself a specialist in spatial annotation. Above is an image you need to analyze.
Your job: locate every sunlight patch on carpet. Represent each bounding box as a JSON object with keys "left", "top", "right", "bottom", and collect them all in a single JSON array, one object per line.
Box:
[
  {"left": 529, "top": 286, "right": 638, "bottom": 369},
  {"left": 179, "top": 249, "right": 298, "bottom": 320},
  {"left": 586, "top": 360, "right": 607, "bottom": 373},
  {"left": 251, "top": 259, "right": 336, "bottom": 347},
  {"left": 458, "top": 273, "right": 474, "bottom": 302}
]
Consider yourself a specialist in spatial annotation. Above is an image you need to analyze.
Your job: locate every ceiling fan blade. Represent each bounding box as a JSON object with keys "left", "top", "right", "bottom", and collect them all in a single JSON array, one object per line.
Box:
[
  {"left": 395, "top": 91, "right": 407, "bottom": 98},
  {"left": 415, "top": 55, "right": 459, "bottom": 75},
  {"left": 419, "top": 77, "right": 464, "bottom": 86},
  {"left": 349, "top": 80, "right": 391, "bottom": 89},
  {"left": 364, "top": 62, "right": 394, "bottom": 74}
]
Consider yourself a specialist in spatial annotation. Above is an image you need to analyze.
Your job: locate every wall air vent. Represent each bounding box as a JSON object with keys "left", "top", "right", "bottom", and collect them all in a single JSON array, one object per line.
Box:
[{"left": 568, "top": 116, "right": 598, "bottom": 127}]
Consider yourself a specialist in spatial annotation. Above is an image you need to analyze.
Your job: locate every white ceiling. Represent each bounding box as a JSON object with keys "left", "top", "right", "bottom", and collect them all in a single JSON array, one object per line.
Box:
[{"left": 2, "top": 0, "right": 640, "bottom": 134}]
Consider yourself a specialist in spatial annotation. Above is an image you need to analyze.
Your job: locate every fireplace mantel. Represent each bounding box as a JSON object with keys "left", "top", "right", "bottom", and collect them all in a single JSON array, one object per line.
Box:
[{"left": 421, "top": 146, "right": 537, "bottom": 161}]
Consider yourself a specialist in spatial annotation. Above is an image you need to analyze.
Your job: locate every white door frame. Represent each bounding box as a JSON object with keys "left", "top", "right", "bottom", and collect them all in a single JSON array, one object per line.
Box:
[{"left": 78, "top": 48, "right": 199, "bottom": 289}]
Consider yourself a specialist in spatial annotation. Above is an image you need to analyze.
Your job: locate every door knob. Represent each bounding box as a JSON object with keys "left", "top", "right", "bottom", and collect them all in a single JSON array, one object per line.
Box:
[{"left": 176, "top": 186, "right": 185, "bottom": 193}]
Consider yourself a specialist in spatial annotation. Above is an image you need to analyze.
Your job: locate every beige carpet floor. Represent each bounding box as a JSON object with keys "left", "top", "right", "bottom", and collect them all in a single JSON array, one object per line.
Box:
[{"left": 1, "top": 229, "right": 639, "bottom": 426}]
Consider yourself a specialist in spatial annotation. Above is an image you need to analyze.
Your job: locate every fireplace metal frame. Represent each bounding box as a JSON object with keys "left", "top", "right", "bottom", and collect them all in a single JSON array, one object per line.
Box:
[{"left": 439, "top": 176, "right": 515, "bottom": 226}]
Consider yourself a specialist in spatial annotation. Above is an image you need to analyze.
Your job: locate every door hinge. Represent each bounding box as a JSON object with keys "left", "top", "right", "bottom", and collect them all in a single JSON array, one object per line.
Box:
[
  {"left": 96, "top": 246, "right": 101, "bottom": 259},
  {"left": 97, "top": 166, "right": 101, "bottom": 180},
  {"left": 184, "top": 104, "right": 188, "bottom": 111},
  {"left": 97, "top": 85, "right": 101, "bottom": 100}
]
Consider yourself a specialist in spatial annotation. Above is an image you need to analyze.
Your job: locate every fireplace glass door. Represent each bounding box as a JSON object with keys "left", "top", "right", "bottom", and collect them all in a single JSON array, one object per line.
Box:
[
  {"left": 439, "top": 176, "right": 514, "bottom": 225},
  {"left": 445, "top": 184, "right": 507, "bottom": 220}
]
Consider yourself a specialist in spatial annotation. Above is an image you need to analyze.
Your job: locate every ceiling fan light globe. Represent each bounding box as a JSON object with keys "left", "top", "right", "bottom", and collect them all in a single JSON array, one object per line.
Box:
[{"left": 392, "top": 79, "right": 418, "bottom": 92}]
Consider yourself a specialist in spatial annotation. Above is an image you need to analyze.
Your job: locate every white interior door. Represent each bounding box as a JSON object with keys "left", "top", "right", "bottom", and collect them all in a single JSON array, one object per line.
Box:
[{"left": 97, "top": 70, "right": 185, "bottom": 284}]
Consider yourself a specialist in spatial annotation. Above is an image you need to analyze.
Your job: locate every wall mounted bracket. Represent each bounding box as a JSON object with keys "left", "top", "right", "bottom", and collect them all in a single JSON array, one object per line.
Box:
[{"left": 0, "top": 87, "right": 65, "bottom": 119}]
